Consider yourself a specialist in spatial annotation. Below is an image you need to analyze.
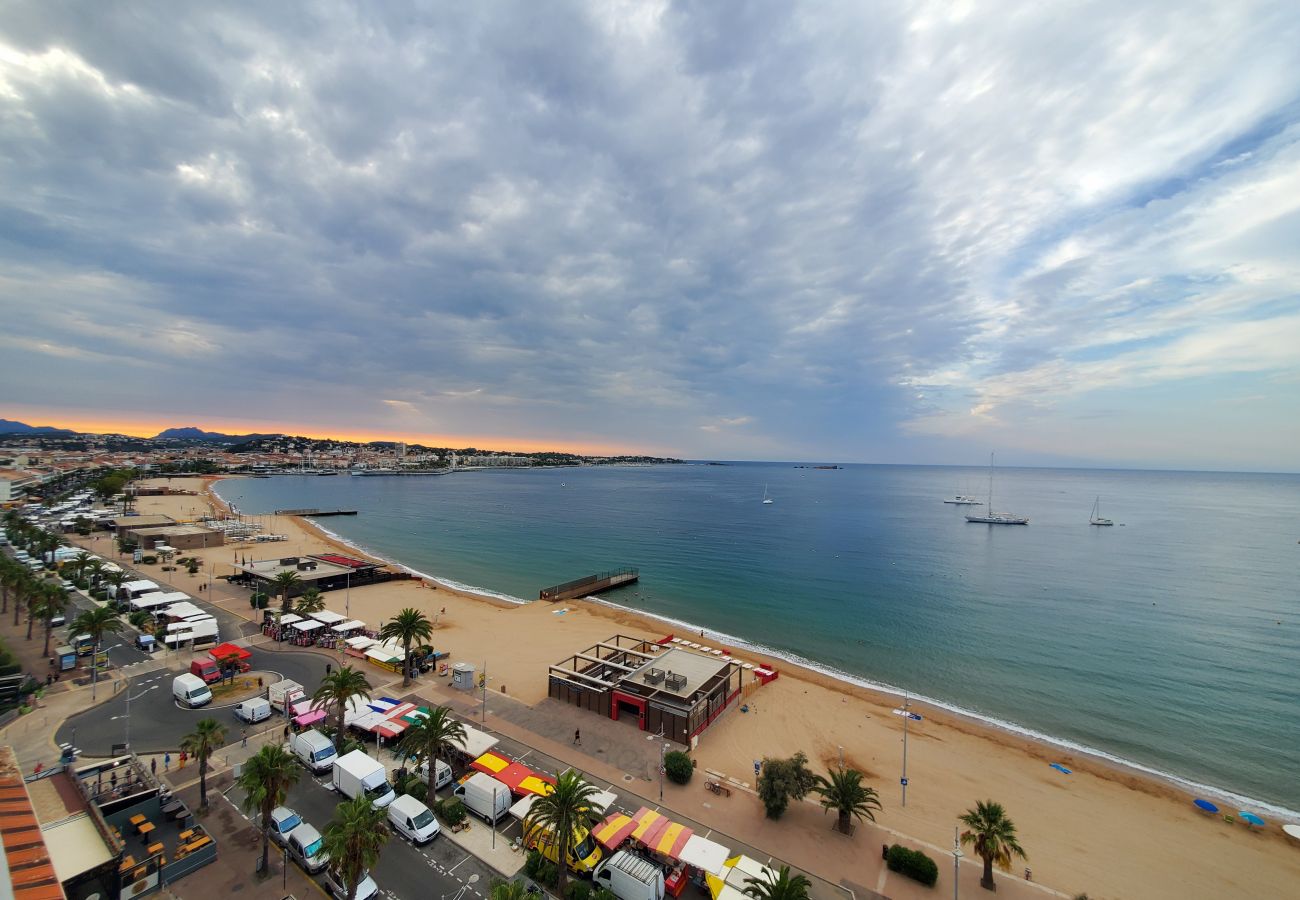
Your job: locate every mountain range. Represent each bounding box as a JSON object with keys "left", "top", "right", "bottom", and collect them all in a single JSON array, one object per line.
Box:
[{"left": 0, "top": 418, "right": 75, "bottom": 435}]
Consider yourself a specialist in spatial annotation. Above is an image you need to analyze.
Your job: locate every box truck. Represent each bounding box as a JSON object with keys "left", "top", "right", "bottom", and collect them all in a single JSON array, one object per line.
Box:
[
  {"left": 269, "top": 679, "right": 305, "bottom": 713},
  {"left": 332, "top": 750, "right": 395, "bottom": 809},
  {"left": 453, "top": 772, "right": 512, "bottom": 824}
]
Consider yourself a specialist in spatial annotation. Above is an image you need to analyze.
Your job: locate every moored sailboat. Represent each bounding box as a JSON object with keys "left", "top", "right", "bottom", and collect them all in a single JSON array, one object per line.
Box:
[{"left": 965, "top": 453, "right": 1028, "bottom": 525}]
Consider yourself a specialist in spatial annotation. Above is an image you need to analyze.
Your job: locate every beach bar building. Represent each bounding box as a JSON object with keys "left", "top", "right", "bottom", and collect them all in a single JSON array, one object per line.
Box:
[
  {"left": 549, "top": 635, "right": 744, "bottom": 745},
  {"left": 231, "top": 554, "right": 387, "bottom": 597}
]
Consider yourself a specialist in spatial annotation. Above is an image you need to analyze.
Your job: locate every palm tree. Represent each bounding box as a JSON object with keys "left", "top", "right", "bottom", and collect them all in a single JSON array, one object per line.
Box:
[
  {"left": 128, "top": 610, "right": 154, "bottom": 632},
  {"left": 102, "top": 569, "right": 128, "bottom": 603},
  {"left": 490, "top": 881, "right": 531, "bottom": 900},
  {"left": 743, "top": 866, "right": 812, "bottom": 900},
  {"left": 272, "top": 571, "right": 302, "bottom": 610},
  {"left": 12, "top": 568, "right": 36, "bottom": 626},
  {"left": 69, "top": 606, "right": 123, "bottom": 699},
  {"left": 237, "top": 743, "right": 301, "bottom": 876},
  {"left": 523, "top": 769, "right": 603, "bottom": 898},
  {"left": 378, "top": 607, "right": 433, "bottom": 687},
  {"left": 322, "top": 795, "right": 389, "bottom": 900},
  {"left": 25, "top": 588, "right": 46, "bottom": 640},
  {"left": 70, "top": 551, "right": 93, "bottom": 582},
  {"left": 813, "top": 767, "right": 882, "bottom": 834},
  {"left": 40, "top": 584, "right": 68, "bottom": 657},
  {"left": 960, "top": 800, "right": 1027, "bottom": 891},
  {"left": 294, "top": 586, "right": 325, "bottom": 616},
  {"left": 0, "top": 558, "right": 20, "bottom": 614},
  {"left": 313, "top": 666, "right": 372, "bottom": 752},
  {"left": 396, "top": 705, "right": 466, "bottom": 798},
  {"left": 181, "top": 718, "right": 227, "bottom": 810}
]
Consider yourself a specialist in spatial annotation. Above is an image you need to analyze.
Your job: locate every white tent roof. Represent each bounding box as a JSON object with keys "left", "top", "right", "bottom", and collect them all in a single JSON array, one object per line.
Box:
[
  {"left": 454, "top": 724, "right": 499, "bottom": 758},
  {"left": 366, "top": 645, "right": 400, "bottom": 663},
  {"left": 277, "top": 613, "right": 304, "bottom": 625},
  {"left": 159, "top": 601, "right": 205, "bottom": 619},
  {"left": 310, "top": 610, "right": 347, "bottom": 624},
  {"left": 333, "top": 619, "right": 366, "bottom": 633},
  {"left": 679, "top": 835, "right": 730, "bottom": 877},
  {"left": 122, "top": 579, "right": 159, "bottom": 592},
  {"left": 292, "top": 619, "right": 324, "bottom": 632},
  {"left": 509, "top": 794, "right": 536, "bottom": 822},
  {"left": 345, "top": 636, "right": 375, "bottom": 649}
]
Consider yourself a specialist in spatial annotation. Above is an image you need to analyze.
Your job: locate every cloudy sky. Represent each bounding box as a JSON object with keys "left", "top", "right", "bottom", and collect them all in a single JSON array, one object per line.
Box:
[{"left": 1, "top": 1, "right": 1298, "bottom": 469}]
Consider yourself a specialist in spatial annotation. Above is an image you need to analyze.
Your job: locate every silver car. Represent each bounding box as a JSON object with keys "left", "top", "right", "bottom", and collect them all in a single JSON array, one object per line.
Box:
[
  {"left": 323, "top": 868, "right": 378, "bottom": 900},
  {"left": 268, "top": 806, "right": 303, "bottom": 848},
  {"left": 287, "top": 823, "right": 330, "bottom": 874}
]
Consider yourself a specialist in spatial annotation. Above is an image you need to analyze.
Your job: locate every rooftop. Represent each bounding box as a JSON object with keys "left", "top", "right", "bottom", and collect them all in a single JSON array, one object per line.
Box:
[
  {"left": 235, "top": 556, "right": 357, "bottom": 582},
  {"left": 621, "top": 647, "right": 734, "bottom": 700},
  {"left": 128, "top": 524, "right": 220, "bottom": 537}
]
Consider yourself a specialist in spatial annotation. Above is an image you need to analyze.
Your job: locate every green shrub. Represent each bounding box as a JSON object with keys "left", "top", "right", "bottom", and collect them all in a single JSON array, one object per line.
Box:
[
  {"left": 255, "top": 594, "right": 270, "bottom": 609},
  {"left": 536, "top": 862, "right": 558, "bottom": 888},
  {"left": 566, "top": 882, "right": 591, "bottom": 900},
  {"left": 525, "top": 850, "right": 544, "bottom": 880},
  {"left": 886, "top": 845, "right": 938, "bottom": 887},
  {"left": 140, "top": 555, "right": 157, "bottom": 565},
  {"left": 437, "top": 797, "right": 467, "bottom": 827},
  {"left": 592, "top": 888, "right": 618, "bottom": 900},
  {"left": 664, "top": 750, "right": 694, "bottom": 785}
]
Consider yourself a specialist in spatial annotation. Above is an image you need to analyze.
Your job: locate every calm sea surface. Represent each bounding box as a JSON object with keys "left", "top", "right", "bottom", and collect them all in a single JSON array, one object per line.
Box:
[{"left": 214, "top": 464, "right": 1300, "bottom": 813}]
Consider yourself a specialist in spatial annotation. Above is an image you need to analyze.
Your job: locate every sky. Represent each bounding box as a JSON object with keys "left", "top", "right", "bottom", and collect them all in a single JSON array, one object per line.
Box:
[{"left": 1, "top": 1, "right": 1298, "bottom": 470}]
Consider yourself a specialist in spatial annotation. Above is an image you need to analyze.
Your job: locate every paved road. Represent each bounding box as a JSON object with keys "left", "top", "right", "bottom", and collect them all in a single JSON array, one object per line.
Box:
[
  {"left": 54, "top": 646, "right": 333, "bottom": 754},
  {"left": 223, "top": 765, "right": 503, "bottom": 900}
]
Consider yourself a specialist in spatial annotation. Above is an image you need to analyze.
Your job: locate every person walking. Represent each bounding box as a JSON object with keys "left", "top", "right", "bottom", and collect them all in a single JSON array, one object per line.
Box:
[
  {"left": 573, "top": 729, "right": 581, "bottom": 746},
  {"left": 150, "top": 757, "right": 157, "bottom": 777},
  {"left": 241, "top": 728, "right": 248, "bottom": 748},
  {"left": 163, "top": 752, "right": 171, "bottom": 772}
]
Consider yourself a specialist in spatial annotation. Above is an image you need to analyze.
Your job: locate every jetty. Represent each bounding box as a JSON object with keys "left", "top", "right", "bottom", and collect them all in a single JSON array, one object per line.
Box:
[
  {"left": 273, "top": 508, "right": 359, "bottom": 517},
  {"left": 540, "top": 567, "right": 639, "bottom": 602}
]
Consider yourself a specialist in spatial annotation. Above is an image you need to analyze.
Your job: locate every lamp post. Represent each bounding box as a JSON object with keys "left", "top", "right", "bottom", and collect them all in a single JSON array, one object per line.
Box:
[
  {"left": 901, "top": 693, "right": 911, "bottom": 807},
  {"left": 345, "top": 572, "right": 350, "bottom": 618},
  {"left": 122, "top": 684, "right": 158, "bottom": 751},
  {"left": 491, "top": 784, "right": 500, "bottom": 849},
  {"left": 952, "top": 825, "right": 963, "bottom": 900}
]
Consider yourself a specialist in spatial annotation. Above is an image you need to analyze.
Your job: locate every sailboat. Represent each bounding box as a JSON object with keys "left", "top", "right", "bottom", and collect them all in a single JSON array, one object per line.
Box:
[
  {"left": 762, "top": 484, "right": 774, "bottom": 504},
  {"left": 965, "top": 453, "right": 1028, "bottom": 525},
  {"left": 1089, "top": 496, "right": 1113, "bottom": 526},
  {"left": 943, "top": 487, "right": 982, "bottom": 506}
]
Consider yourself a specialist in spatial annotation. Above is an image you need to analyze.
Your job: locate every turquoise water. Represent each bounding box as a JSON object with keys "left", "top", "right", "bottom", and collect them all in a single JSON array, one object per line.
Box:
[{"left": 214, "top": 464, "right": 1300, "bottom": 814}]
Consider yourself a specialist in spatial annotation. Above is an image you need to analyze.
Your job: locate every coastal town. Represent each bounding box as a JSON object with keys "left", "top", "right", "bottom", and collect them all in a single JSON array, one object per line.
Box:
[{"left": 2, "top": 440, "right": 1298, "bottom": 900}]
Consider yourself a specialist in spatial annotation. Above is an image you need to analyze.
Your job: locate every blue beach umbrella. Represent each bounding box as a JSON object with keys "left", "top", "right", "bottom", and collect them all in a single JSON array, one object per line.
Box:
[
  {"left": 1193, "top": 799, "right": 1219, "bottom": 814},
  {"left": 1239, "top": 811, "right": 1266, "bottom": 827}
]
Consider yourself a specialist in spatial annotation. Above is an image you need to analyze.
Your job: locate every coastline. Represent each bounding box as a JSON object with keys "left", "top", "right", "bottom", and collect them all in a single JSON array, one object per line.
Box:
[
  {"left": 184, "top": 475, "right": 1300, "bottom": 898},
  {"left": 216, "top": 476, "right": 1300, "bottom": 821}
]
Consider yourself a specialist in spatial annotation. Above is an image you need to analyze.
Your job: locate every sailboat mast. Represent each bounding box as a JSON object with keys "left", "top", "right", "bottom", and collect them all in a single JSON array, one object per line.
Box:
[{"left": 988, "top": 452, "right": 995, "bottom": 510}]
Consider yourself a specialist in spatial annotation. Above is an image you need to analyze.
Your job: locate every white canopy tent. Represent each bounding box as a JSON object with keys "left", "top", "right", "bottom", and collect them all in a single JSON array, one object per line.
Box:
[
  {"left": 679, "top": 835, "right": 730, "bottom": 877},
  {"left": 309, "top": 610, "right": 347, "bottom": 625},
  {"left": 332, "top": 619, "right": 366, "bottom": 633},
  {"left": 292, "top": 620, "right": 325, "bottom": 633}
]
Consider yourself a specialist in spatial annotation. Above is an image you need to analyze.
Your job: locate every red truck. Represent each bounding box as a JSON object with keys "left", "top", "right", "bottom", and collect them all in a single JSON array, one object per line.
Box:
[{"left": 190, "top": 642, "right": 252, "bottom": 683}]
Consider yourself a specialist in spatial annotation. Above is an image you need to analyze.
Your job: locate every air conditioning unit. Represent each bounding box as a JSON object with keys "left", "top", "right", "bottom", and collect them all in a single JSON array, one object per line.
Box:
[
  {"left": 643, "top": 667, "right": 665, "bottom": 684},
  {"left": 664, "top": 672, "right": 687, "bottom": 690}
]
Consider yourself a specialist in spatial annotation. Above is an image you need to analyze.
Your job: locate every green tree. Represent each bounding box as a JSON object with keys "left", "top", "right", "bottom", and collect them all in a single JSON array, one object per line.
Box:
[
  {"left": 378, "top": 607, "right": 433, "bottom": 687},
  {"left": 813, "top": 767, "right": 882, "bottom": 834},
  {"left": 756, "top": 752, "right": 818, "bottom": 819},
  {"left": 663, "top": 750, "right": 694, "bottom": 785},
  {"left": 237, "top": 743, "right": 301, "bottom": 876},
  {"left": 960, "top": 800, "right": 1027, "bottom": 891},
  {"left": 69, "top": 606, "right": 123, "bottom": 699},
  {"left": 128, "top": 610, "right": 154, "bottom": 632},
  {"left": 272, "top": 571, "right": 301, "bottom": 610},
  {"left": 322, "top": 795, "right": 389, "bottom": 900},
  {"left": 523, "top": 769, "right": 603, "bottom": 898},
  {"left": 396, "top": 704, "right": 466, "bottom": 799},
  {"left": 39, "top": 584, "right": 68, "bottom": 657},
  {"left": 181, "top": 718, "right": 227, "bottom": 810},
  {"left": 294, "top": 586, "right": 325, "bottom": 615},
  {"left": 70, "top": 551, "right": 93, "bottom": 581},
  {"left": 490, "top": 881, "right": 531, "bottom": 900},
  {"left": 102, "top": 569, "right": 128, "bottom": 603},
  {"left": 313, "top": 666, "right": 372, "bottom": 752},
  {"left": 743, "top": 865, "right": 812, "bottom": 900}
]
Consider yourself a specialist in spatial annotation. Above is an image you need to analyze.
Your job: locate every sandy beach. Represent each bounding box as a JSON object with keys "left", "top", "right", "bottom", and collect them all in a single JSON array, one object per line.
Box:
[{"left": 120, "top": 476, "right": 1300, "bottom": 899}]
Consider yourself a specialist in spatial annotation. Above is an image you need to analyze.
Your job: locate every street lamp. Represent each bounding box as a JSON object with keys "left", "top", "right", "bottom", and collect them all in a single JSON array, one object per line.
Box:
[
  {"left": 952, "top": 825, "right": 963, "bottom": 900},
  {"left": 121, "top": 684, "right": 158, "bottom": 751},
  {"left": 659, "top": 741, "right": 670, "bottom": 802},
  {"left": 900, "top": 693, "right": 911, "bottom": 807}
]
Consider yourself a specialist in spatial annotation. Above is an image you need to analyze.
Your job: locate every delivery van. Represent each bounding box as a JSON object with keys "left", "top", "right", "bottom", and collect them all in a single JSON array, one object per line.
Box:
[
  {"left": 453, "top": 772, "right": 512, "bottom": 824},
  {"left": 415, "top": 757, "right": 454, "bottom": 791},
  {"left": 332, "top": 750, "right": 395, "bottom": 809},
  {"left": 235, "top": 697, "right": 272, "bottom": 723},
  {"left": 593, "top": 850, "right": 666, "bottom": 900},
  {"left": 292, "top": 730, "right": 338, "bottom": 774},
  {"left": 387, "top": 793, "right": 441, "bottom": 844},
  {"left": 172, "top": 673, "right": 212, "bottom": 708}
]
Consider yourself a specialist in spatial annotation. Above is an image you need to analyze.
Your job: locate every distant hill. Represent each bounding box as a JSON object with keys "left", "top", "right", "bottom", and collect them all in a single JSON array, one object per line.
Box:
[
  {"left": 153, "top": 426, "right": 277, "bottom": 443},
  {"left": 0, "top": 418, "right": 75, "bottom": 435}
]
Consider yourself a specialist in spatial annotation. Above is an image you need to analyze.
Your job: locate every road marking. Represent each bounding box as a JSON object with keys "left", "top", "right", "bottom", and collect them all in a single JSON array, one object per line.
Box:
[{"left": 448, "top": 853, "right": 471, "bottom": 873}]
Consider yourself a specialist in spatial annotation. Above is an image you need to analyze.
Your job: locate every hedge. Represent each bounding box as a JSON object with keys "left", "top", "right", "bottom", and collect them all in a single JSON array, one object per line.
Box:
[{"left": 886, "top": 844, "right": 938, "bottom": 887}]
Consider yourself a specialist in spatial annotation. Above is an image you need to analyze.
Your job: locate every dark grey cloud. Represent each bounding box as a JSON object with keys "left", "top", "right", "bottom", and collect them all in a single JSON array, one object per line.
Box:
[{"left": 1, "top": 0, "right": 1298, "bottom": 467}]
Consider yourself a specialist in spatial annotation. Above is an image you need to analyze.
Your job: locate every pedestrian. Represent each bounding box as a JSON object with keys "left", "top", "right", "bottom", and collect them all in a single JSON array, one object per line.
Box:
[
  {"left": 573, "top": 729, "right": 581, "bottom": 746},
  {"left": 179, "top": 750, "right": 187, "bottom": 768},
  {"left": 257, "top": 676, "right": 263, "bottom": 688},
  {"left": 163, "top": 752, "right": 170, "bottom": 772},
  {"left": 110, "top": 771, "right": 117, "bottom": 791},
  {"left": 151, "top": 757, "right": 157, "bottom": 776},
  {"left": 325, "top": 663, "right": 332, "bottom": 675},
  {"left": 283, "top": 724, "right": 290, "bottom": 741}
]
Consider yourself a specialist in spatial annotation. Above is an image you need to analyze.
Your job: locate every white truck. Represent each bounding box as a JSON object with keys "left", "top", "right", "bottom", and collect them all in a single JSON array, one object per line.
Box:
[
  {"left": 172, "top": 673, "right": 213, "bottom": 708},
  {"left": 453, "top": 771, "right": 512, "bottom": 824},
  {"left": 593, "top": 851, "right": 666, "bottom": 900},
  {"left": 332, "top": 750, "right": 395, "bottom": 809},
  {"left": 269, "top": 679, "right": 305, "bottom": 713},
  {"left": 292, "top": 729, "right": 338, "bottom": 774},
  {"left": 387, "top": 794, "right": 441, "bottom": 844}
]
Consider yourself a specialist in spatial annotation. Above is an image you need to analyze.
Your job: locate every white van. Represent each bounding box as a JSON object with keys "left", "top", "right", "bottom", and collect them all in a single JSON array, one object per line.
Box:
[
  {"left": 172, "top": 673, "right": 212, "bottom": 708},
  {"left": 593, "top": 851, "right": 666, "bottom": 900},
  {"left": 416, "top": 757, "right": 454, "bottom": 791},
  {"left": 235, "top": 697, "right": 272, "bottom": 723},
  {"left": 292, "top": 730, "right": 338, "bottom": 774},
  {"left": 387, "top": 793, "right": 440, "bottom": 844}
]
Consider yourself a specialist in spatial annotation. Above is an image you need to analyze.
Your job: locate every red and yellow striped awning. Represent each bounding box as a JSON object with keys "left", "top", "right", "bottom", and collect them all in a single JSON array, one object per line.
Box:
[
  {"left": 629, "top": 806, "right": 666, "bottom": 843},
  {"left": 643, "top": 820, "right": 693, "bottom": 859},
  {"left": 593, "top": 812, "right": 636, "bottom": 849},
  {"left": 470, "top": 752, "right": 511, "bottom": 776}
]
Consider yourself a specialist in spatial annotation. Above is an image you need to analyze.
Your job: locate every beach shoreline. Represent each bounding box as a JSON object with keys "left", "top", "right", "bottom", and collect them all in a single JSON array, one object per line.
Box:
[{"left": 160, "top": 475, "right": 1300, "bottom": 898}]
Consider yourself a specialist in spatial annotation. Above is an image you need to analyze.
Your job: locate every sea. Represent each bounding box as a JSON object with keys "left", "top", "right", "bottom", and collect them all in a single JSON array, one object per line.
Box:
[{"left": 213, "top": 463, "right": 1300, "bottom": 816}]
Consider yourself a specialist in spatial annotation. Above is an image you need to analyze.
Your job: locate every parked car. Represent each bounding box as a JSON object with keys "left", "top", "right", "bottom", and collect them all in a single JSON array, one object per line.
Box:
[
  {"left": 323, "top": 867, "right": 379, "bottom": 900},
  {"left": 287, "top": 823, "right": 330, "bottom": 874},
  {"left": 268, "top": 806, "right": 303, "bottom": 847}
]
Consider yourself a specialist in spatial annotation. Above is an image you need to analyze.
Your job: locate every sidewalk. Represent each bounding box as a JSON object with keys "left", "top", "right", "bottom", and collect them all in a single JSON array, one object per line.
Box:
[{"left": 418, "top": 680, "right": 1068, "bottom": 900}]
